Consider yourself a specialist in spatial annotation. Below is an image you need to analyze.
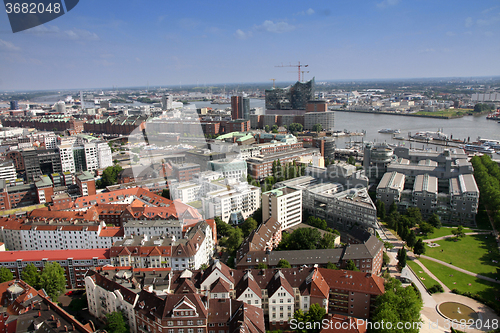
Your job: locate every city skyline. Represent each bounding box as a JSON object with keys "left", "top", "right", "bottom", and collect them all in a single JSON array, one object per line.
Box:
[{"left": 0, "top": 0, "right": 500, "bottom": 91}]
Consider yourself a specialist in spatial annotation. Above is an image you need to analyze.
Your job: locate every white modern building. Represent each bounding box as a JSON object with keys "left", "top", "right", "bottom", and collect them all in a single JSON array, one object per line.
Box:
[
  {"left": 96, "top": 141, "right": 113, "bottom": 169},
  {"left": 0, "top": 161, "right": 17, "bottom": 182},
  {"left": 123, "top": 219, "right": 183, "bottom": 239},
  {"left": 262, "top": 187, "right": 302, "bottom": 230},
  {"left": 59, "top": 144, "right": 76, "bottom": 173},
  {"left": 202, "top": 179, "right": 261, "bottom": 223}
]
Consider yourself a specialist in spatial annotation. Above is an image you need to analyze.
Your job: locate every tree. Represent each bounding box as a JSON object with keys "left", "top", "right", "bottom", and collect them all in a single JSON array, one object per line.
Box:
[
  {"left": 406, "top": 230, "right": 417, "bottom": 249},
  {"left": 277, "top": 259, "right": 291, "bottom": 268},
  {"left": 419, "top": 221, "right": 434, "bottom": 235},
  {"left": 199, "top": 264, "right": 208, "bottom": 270},
  {"left": 397, "top": 247, "right": 407, "bottom": 269},
  {"left": 383, "top": 252, "right": 391, "bottom": 266},
  {"left": 38, "top": 262, "right": 66, "bottom": 301},
  {"left": 312, "top": 123, "right": 322, "bottom": 133},
  {"left": 22, "top": 263, "right": 39, "bottom": 288},
  {"left": 256, "top": 263, "right": 268, "bottom": 269},
  {"left": 215, "top": 217, "right": 232, "bottom": 237},
  {"left": 264, "top": 125, "right": 270, "bottom": 133},
  {"left": 293, "top": 303, "right": 326, "bottom": 333},
  {"left": 376, "top": 200, "right": 386, "bottom": 219},
  {"left": 277, "top": 228, "right": 322, "bottom": 251},
  {"left": 347, "top": 156, "right": 356, "bottom": 165},
  {"left": 326, "top": 262, "right": 339, "bottom": 270},
  {"left": 133, "top": 155, "right": 140, "bottom": 163},
  {"left": 306, "top": 216, "right": 328, "bottom": 230},
  {"left": 105, "top": 312, "right": 129, "bottom": 333},
  {"left": 288, "top": 123, "right": 303, "bottom": 133},
  {"left": 344, "top": 260, "right": 360, "bottom": 271},
  {"left": 271, "top": 125, "right": 278, "bottom": 131},
  {"left": 427, "top": 213, "right": 441, "bottom": 228},
  {"left": 370, "top": 278, "right": 422, "bottom": 333},
  {"left": 0, "top": 267, "right": 13, "bottom": 283},
  {"left": 161, "top": 189, "right": 170, "bottom": 199},
  {"left": 318, "top": 233, "right": 338, "bottom": 249},
  {"left": 451, "top": 225, "right": 466, "bottom": 240},
  {"left": 389, "top": 201, "right": 398, "bottom": 215},
  {"left": 414, "top": 238, "right": 426, "bottom": 256},
  {"left": 241, "top": 217, "right": 258, "bottom": 238},
  {"left": 226, "top": 227, "right": 243, "bottom": 252}
]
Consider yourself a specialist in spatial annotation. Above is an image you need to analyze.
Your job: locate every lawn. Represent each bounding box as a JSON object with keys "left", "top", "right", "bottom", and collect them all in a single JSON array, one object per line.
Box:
[
  {"left": 424, "top": 234, "right": 500, "bottom": 279},
  {"left": 413, "top": 109, "right": 469, "bottom": 118},
  {"left": 419, "top": 226, "right": 474, "bottom": 240},
  {"left": 418, "top": 258, "right": 500, "bottom": 303},
  {"left": 406, "top": 260, "right": 441, "bottom": 290}
]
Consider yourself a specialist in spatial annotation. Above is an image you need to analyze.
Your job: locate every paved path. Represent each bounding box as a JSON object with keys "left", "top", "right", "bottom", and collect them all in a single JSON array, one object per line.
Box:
[
  {"left": 409, "top": 257, "right": 451, "bottom": 292},
  {"left": 423, "top": 232, "right": 491, "bottom": 243},
  {"left": 419, "top": 255, "right": 500, "bottom": 284},
  {"left": 376, "top": 221, "right": 500, "bottom": 333}
]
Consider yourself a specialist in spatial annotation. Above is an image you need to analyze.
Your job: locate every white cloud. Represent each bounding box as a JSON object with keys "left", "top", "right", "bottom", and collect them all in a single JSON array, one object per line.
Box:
[
  {"left": 135, "top": 57, "right": 142, "bottom": 63},
  {"left": 100, "top": 53, "right": 114, "bottom": 59},
  {"left": 476, "top": 13, "right": 500, "bottom": 26},
  {"left": 23, "top": 24, "right": 60, "bottom": 35},
  {"left": 418, "top": 48, "right": 435, "bottom": 53},
  {"left": 446, "top": 31, "right": 456, "bottom": 36},
  {"left": 296, "top": 8, "right": 315, "bottom": 15},
  {"left": 257, "top": 20, "right": 295, "bottom": 33},
  {"left": 64, "top": 28, "right": 99, "bottom": 41},
  {"left": 0, "top": 39, "right": 20, "bottom": 51},
  {"left": 234, "top": 29, "right": 252, "bottom": 40},
  {"left": 377, "top": 0, "right": 400, "bottom": 8},
  {"left": 465, "top": 17, "right": 473, "bottom": 27}
]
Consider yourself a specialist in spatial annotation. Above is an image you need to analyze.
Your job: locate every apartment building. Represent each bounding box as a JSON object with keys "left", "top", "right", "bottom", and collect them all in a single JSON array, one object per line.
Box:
[
  {"left": 85, "top": 260, "right": 383, "bottom": 332},
  {"left": 123, "top": 219, "right": 183, "bottom": 239},
  {"left": 376, "top": 171, "right": 405, "bottom": 208},
  {"left": 202, "top": 179, "right": 261, "bottom": 223},
  {"left": 0, "top": 161, "right": 16, "bottom": 182},
  {"left": 262, "top": 188, "right": 302, "bottom": 230},
  {"left": 0, "top": 248, "right": 111, "bottom": 289},
  {"left": 0, "top": 217, "right": 122, "bottom": 251},
  {"left": 304, "top": 111, "right": 335, "bottom": 131},
  {"left": 377, "top": 171, "right": 479, "bottom": 225},
  {"left": 207, "top": 158, "right": 247, "bottom": 180},
  {"left": 59, "top": 144, "right": 76, "bottom": 173},
  {"left": 247, "top": 148, "right": 323, "bottom": 180}
]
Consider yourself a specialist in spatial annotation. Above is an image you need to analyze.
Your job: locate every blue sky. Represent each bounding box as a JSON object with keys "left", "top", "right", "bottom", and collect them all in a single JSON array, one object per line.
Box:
[{"left": 1, "top": 0, "right": 499, "bottom": 91}]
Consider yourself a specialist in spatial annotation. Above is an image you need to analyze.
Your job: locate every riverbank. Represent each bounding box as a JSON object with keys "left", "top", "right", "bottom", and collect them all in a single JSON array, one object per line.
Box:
[{"left": 334, "top": 109, "right": 486, "bottom": 119}]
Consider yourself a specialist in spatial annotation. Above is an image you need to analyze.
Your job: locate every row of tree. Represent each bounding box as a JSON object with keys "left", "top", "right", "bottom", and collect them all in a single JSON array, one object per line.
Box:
[
  {"left": 96, "top": 165, "right": 123, "bottom": 189},
  {"left": 471, "top": 154, "right": 500, "bottom": 229},
  {"left": 276, "top": 228, "right": 338, "bottom": 251},
  {"left": 0, "top": 262, "right": 66, "bottom": 301}
]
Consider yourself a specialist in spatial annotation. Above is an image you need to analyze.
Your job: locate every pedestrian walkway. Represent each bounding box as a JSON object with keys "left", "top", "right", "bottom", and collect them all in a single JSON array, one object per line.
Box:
[
  {"left": 423, "top": 232, "right": 490, "bottom": 243},
  {"left": 409, "top": 257, "right": 451, "bottom": 292},
  {"left": 419, "top": 255, "right": 500, "bottom": 284}
]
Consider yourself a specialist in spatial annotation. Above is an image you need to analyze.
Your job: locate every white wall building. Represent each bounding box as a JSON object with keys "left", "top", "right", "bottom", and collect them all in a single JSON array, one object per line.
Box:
[
  {"left": 123, "top": 219, "right": 183, "bottom": 239},
  {"left": 0, "top": 221, "right": 122, "bottom": 251},
  {"left": 85, "top": 272, "right": 139, "bottom": 333},
  {"left": 262, "top": 187, "right": 302, "bottom": 230},
  {"left": 59, "top": 144, "right": 76, "bottom": 173},
  {"left": 0, "top": 161, "right": 17, "bottom": 182},
  {"left": 96, "top": 141, "right": 113, "bottom": 169}
]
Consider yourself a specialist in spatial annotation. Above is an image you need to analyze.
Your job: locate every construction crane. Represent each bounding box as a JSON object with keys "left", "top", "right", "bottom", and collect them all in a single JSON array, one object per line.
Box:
[
  {"left": 275, "top": 61, "right": 308, "bottom": 82},
  {"left": 301, "top": 71, "right": 310, "bottom": 82},
  {"left": 269, "top": 78, "right": 276, "bottom": 88}
]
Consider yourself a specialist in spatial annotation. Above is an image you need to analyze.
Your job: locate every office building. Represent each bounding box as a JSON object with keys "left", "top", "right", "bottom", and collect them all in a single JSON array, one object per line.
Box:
[
  {"left": 161, "top": 94, "right": 173, "bottom": 110},
  {"left": 265, "top": 78, "right": 315, "bottom": 111},
  {"left": 231, "top": 95, "right": 250, "bottom": 120},
  {"left": 9, "top": 100, "right": 18, "bottom": 110}
]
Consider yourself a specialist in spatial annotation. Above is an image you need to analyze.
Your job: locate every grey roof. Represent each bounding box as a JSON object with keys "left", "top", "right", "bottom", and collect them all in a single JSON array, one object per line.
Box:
[
  {"left": 413, "top": 174, "right": 438, "bottom": 194},
  {"left": 450, "top": 174, "right": 479, "bottom": 195},
  {"left": 342, "top": 235, "right": 383, "bottom": 260},
  {"left": 268, "top": 248, "right": 344, "bottom": 265}
]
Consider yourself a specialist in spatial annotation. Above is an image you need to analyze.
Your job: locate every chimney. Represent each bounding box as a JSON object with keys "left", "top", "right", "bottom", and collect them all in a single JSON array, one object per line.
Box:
[
  {"left": 51, "top": 315, "right": 55, "bottom": 321},
  {"left": 65, "top": 325, "right": 68, "bottom": 332},
  {"left": 72, "top": 323, "right": 75, "bottom": 331},
  {"left": 56, "top": 319, "right": 61, "bottom": 328}
]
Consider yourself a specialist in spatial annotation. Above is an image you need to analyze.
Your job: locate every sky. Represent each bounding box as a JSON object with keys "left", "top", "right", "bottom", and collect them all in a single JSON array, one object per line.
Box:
[{"left": 0, "top": 0, "right": 499, "bottom": 91}]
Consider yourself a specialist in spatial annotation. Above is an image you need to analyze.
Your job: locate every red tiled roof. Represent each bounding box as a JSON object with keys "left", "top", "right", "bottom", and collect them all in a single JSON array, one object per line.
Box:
[
  {"left": 317, "top": 268, "right": 385, "bottom": 295},
  {"left": 0, "top": 249, "right": 110, "bottom": 262},
  {"left": 99, "top": 227, "right": 124, "bottom": 237}
]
